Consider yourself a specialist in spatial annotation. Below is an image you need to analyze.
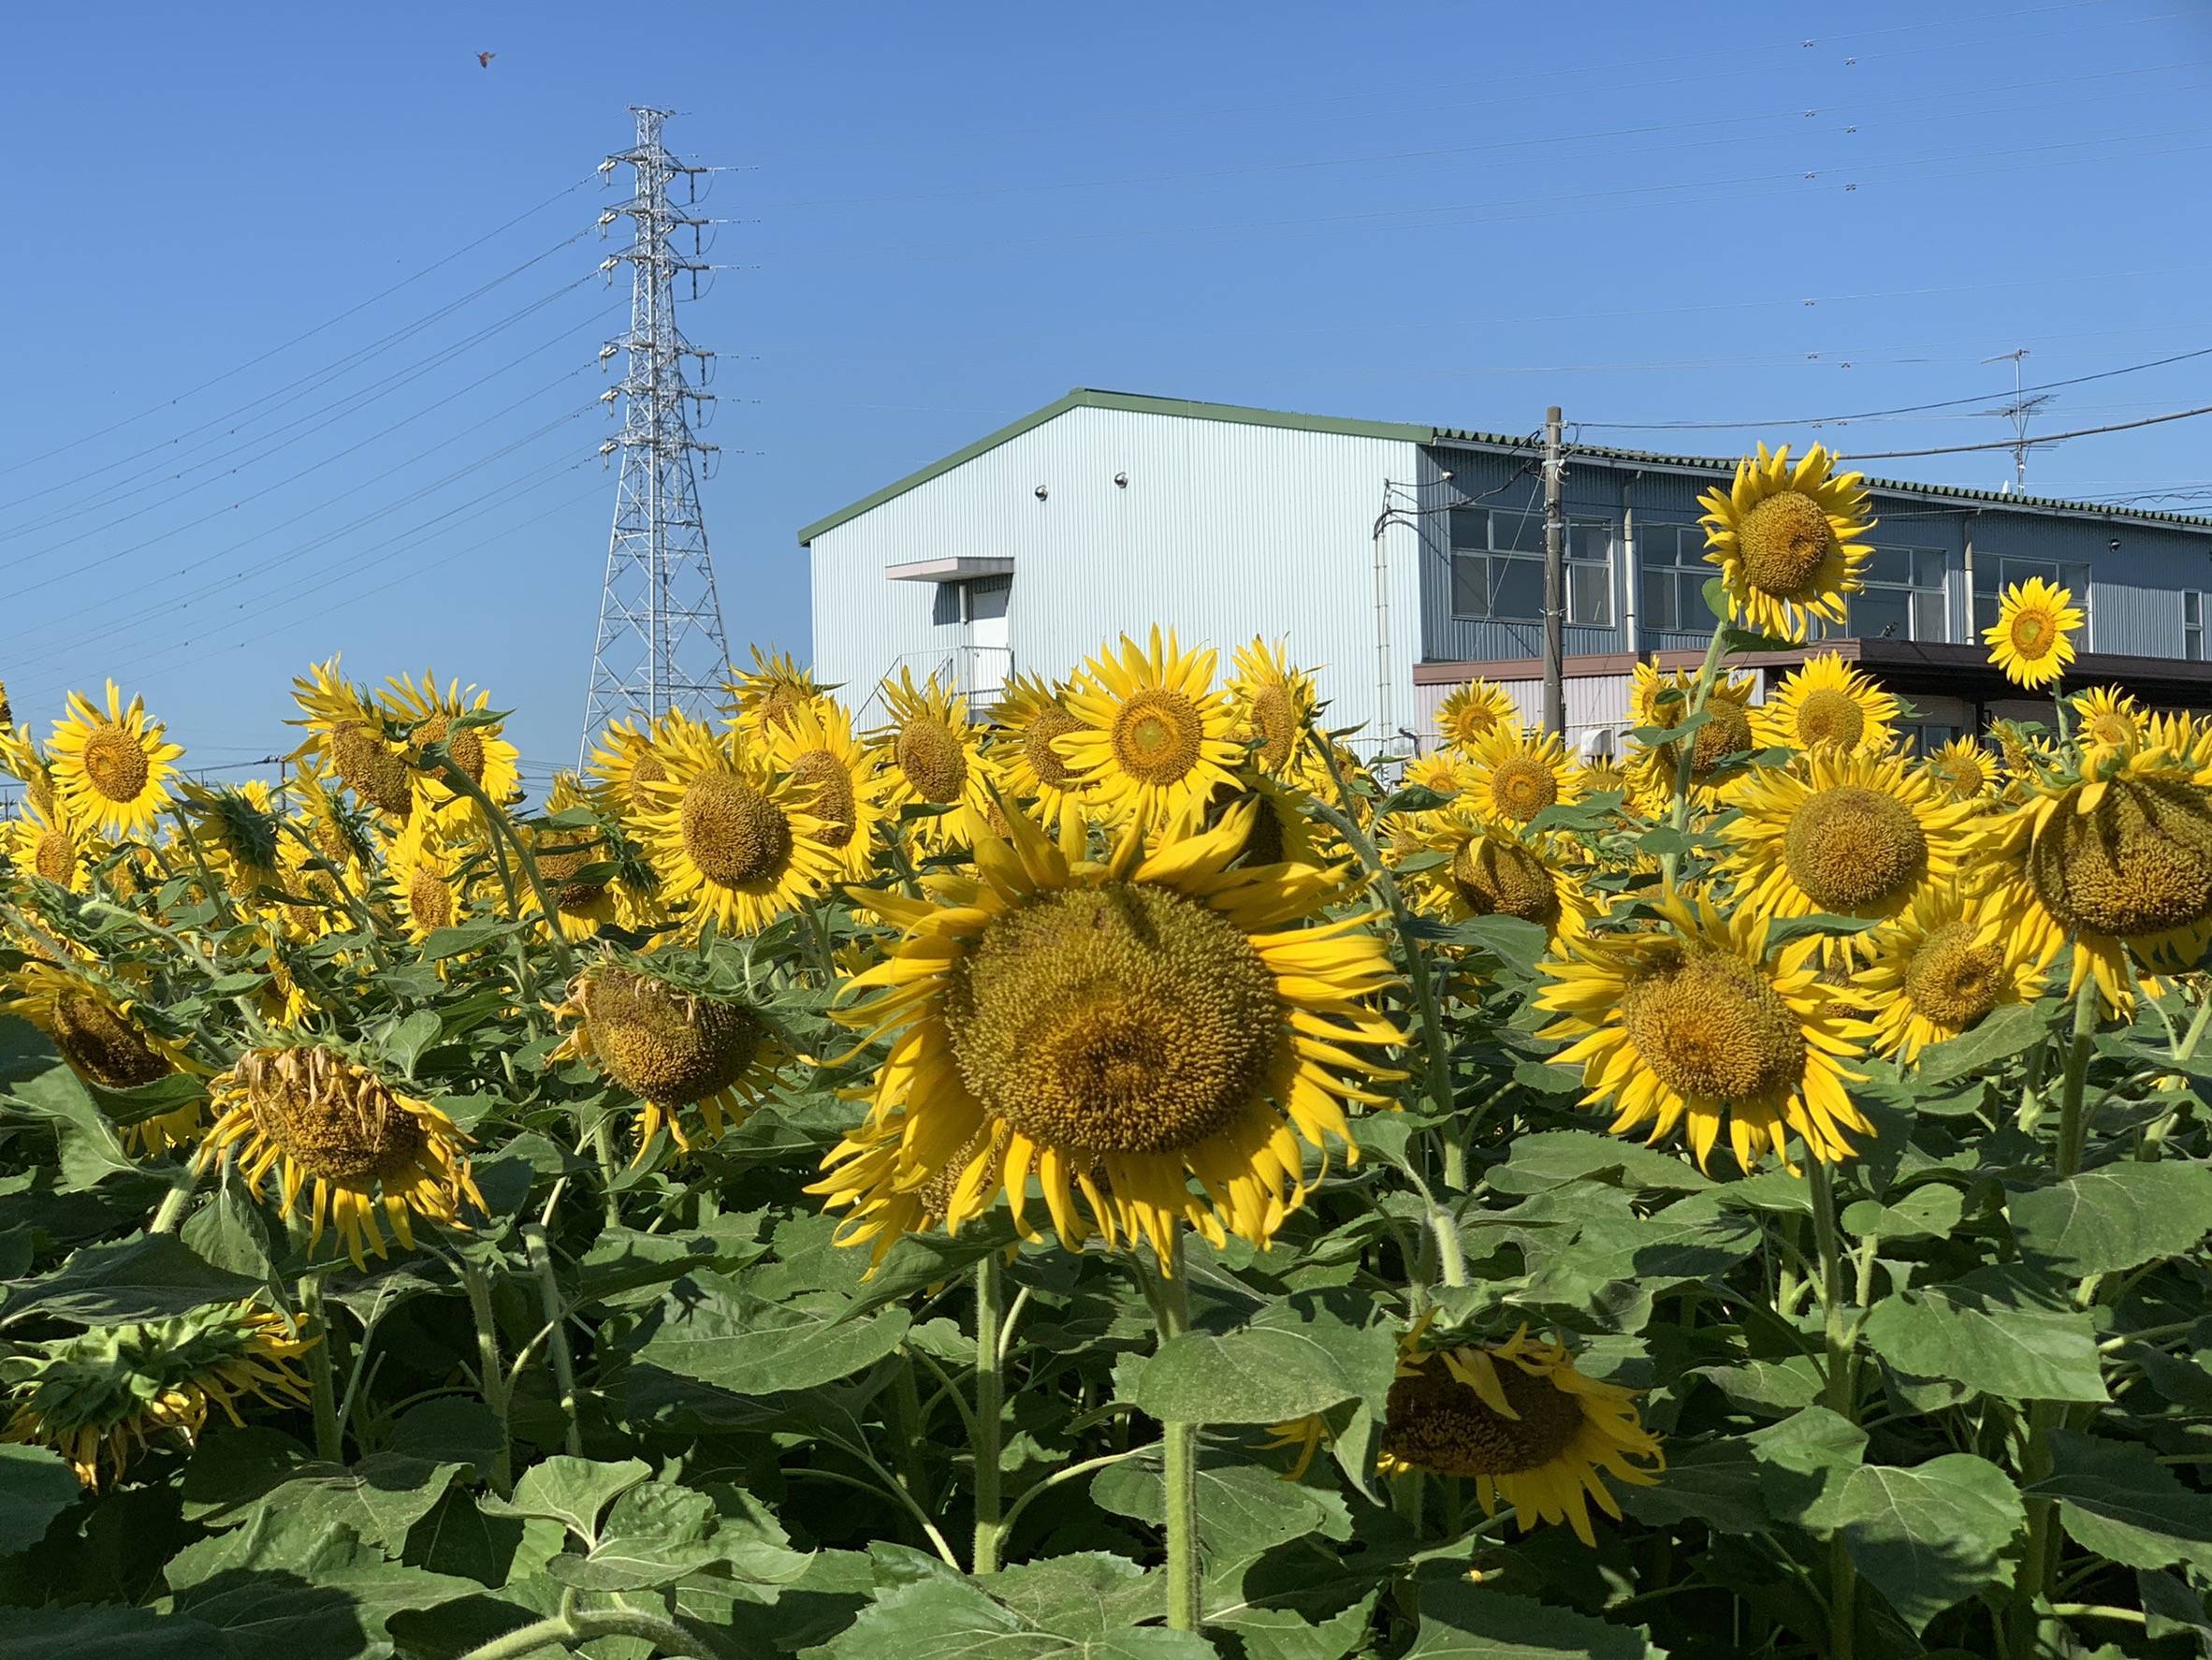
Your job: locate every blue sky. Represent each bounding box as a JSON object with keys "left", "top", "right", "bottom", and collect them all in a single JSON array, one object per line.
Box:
[{"left": 3, "top": 0, "right": 2207, "bottom": 783}]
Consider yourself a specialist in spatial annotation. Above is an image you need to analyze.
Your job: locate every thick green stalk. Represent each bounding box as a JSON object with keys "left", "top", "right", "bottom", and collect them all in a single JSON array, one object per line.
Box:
[
  {"left": 1806, "top": 1158, "right": 1855, "bottom": 1660},
  {"left": 971, "top": 1250, "right": 1007, "bottom": 1574},
  {"left": 2055, "top": 973, "right": 2100, "bottom": 1178},
  {"left": 1660, "top": 624, "right": 1733, "bottom": 885},
  {"left": 1155, "top": 1235, "right": 1201, "bottom": 1633},
  {"left": 522, "top": 1224, "right": 584, "bottom": 1457},
  {"left": 458, "top": 1254, "right": 514, "bottom": 1495},
  {"left": 148, "top": 1159, "right": 202, "bottom": 1234},
  {"left": 298, "top": 1273, "right": 342, "bottom": 1463},
  {"left": 454, "top": 1605, "right": 744, "bottom": 1660}
]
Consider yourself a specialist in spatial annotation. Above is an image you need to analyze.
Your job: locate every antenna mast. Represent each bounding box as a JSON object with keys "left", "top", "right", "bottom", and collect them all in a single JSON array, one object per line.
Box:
[
  {"left": 580, "top": 106, "right": 732, "bottom": 761},
  {"left": 1980, "top": 348, "right": 2054, "bottom": 493}
]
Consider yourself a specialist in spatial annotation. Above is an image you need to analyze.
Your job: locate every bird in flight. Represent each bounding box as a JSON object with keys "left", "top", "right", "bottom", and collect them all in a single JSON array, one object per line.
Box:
[{"left": 477, "top": 51, "right": 495, "bottom": 67}]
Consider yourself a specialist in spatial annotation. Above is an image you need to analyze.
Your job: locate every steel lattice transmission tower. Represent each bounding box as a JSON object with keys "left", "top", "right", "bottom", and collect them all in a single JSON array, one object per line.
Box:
[{"left": 580, "top": 107, "right": 732, "bottom": 761}]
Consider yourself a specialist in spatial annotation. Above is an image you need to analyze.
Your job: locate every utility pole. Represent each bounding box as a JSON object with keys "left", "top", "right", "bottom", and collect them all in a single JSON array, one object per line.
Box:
[
  {"left": 1980, "top": 348, "right": 2052, "bottom": 494},
  {"left": 580, "top": 107, "right": 734, "bottom": 762},
  {"left": 1540, "top": 406, "right": 1565, "bottom": 737}
]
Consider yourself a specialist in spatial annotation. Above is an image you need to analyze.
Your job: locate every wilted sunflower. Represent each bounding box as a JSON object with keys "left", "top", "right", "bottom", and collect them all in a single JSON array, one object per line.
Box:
[
  {"left": 1229, "top": 637, "right": 1326, "bottom": 785},
  {"left": 1752, "top": 653, "right": 1898, "bottom": 755},
  {"left": 1983, "top": 576, "right": 2083, "bottom": 690},
  {"left": 810, "top": 801, "right": 1403, "bottom": 1263},
  {"left": 1919, "top": 736, "right": 1998, "bottom": 804},
  {"left": 47, "top": 681, "right": 184, "bottom": 839},
  {"left": 1458, "top": 725, "right": 1581, "bottom": 827},
  {"left": 1625, "top": 663, "right": 1761, "bottom": 807},
  {"left": 635, "top": 721, "right": 840, "bottom": 935},
  {"left": 1376, "top": 1317, "right": 1663, "bottom": 1547},
  {"left": 2, "top": 1303, "right": 313, "bottom": 1489},
  {"left": 1698, "top": 444, "right": 1874, "bottom": 643},
  {"left": 1410, "top": 814, "right": 1592, "bottom": 942},
  {"left": 1847, "top": 885, "right": 2042, "bottom": 1063},
  {"left": 289, "top": 660, "right": 414, "bottom": 822},
  {"left": 871, "top": 668, "right": 995, "bottom": 852},
  {"left": 2073, "top": 686, "right": 2142, "bottom": 764},
  {"left": 1059, "top": 629, "right": 1244, "bottom": 834},
  {"left": 3, "top": 960, "right": 203, "bottom": 1153},
  {"left": 767, "top": 697, "right": 887, "bottom": 881},
  {"left": 1434, "top": 679, "right": 1521, "bottom": 756},
  {"left": 551, "top": 962, "right": 785, "bottom": 1157},
  {"left": 1536, "top": 890, "right": 1869, "bottom": 1170},
  {"left": 199, "top": 1046, "right": 483, "bottom": 1270},
  {"left": 724, "top": 646, "right": 828, "bottom": 737},
  {"left": 1721, "top": 748, "right": 1980, "bottom": 959},
  {"left": 984, "top": 673, "right": 1093, "bottom": 841},
  {"left": 1976, "top": 745, "right": 2212, "bottom": 1008},
  {"left": 385, "top": 812, "right": 469, "bottom": 943},
  {"left": 380, "top": 670, "right": 522, "bottom": 814},
  {"left": 2, "top": 795, "right": 85, "bottom": 892}
]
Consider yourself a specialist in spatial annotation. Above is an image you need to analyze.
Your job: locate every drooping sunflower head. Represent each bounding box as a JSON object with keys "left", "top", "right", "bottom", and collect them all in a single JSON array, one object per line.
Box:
[
  {"left": 1536, "top": 889, "right": 1869, "bottom": 1171},
  {"left": 1698, "top": 444, "right": 1875, "bottom": 643},
  {"left": 1, "top": 1303, "right": 313, "bottom": 1489},
  {"left": 3, "top": 959, "right": 202, "bottom": 1152},
  {"left": 2072, "top": 685, "right": 2142, "bottom": 764},
  {"left": 810, "top": 801, "right": 1404, "bottom": 1264},
  {"left": 178, "top": 779, "right": 284, "bottom": 899},
  {"left": 520, "top": 776, "right": 621, "bottom": 941},
  {"left": 1983, "top": 576, "right": 2084, "bottom": 690},
  {"left": 0, "top": 724, "right": 58, "bottom": 821},
  {"left": 385, "top": 811, "right": 471, "bottom": 943},
  {"left": 1846, "top": 884, "right": 2042, "bottom": 1064},
  {"left": 289, "top": 661, "right": 414, "bottom": 822},
  {"left": 552, "top": 960, "right": 783, "bottom": 1156},
  {"left": 1377, "top": 1320, "right": 1663, "bottom": 1547},
  {"left": 1435, "top": 679, "right": 1521, "bottom": 757},
  {"left": 1753, "top": 653, "right": 1899, "bottom": 755},
  {"left": 1059, "top": 629, "right": 1245, "bottom": 834},
  {"left": 869, "top": 668, "right": 990, "bottom": 851},
  {"left": 47, "top": 681, "right": 184, "bottom": 839},
  {"left": 1229, "top": 637, "right": 1324, "bottom": 782},
  {"left": 1460, "top": 725, "right": 1581, "bottom": 827},
  {"left": 766, "top": 696, "right": 886, "bottom": 880},
  {"left": 1919, "top": 736, "right": 1998, "bottom": 805},
  {"left": 723, "top": 646, "right": 829, "bottom": 737},
  {"left": 636, "top": 721, "right": 839, "bottom": 935},
  {"left": 3, "top": 794, "right": 85, "bottom": 893},
  {"left": 1408, "top": 813, "right": 1588, "bottom": 941},
  {"left": 199, "top": 1046, "right": 483, "bottom": 1270},
  {"left": 380, "top": 670, "right": 522, "bottom": 814}
]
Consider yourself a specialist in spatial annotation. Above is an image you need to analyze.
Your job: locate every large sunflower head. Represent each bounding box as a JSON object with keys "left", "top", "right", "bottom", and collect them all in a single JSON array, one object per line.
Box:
[
  {"left": 1058, "top": 629, "right": 1244, "bottom": 834},
  {"left": 2072, "top": 686, "right": 2143, "bottom": 764},
  {"left": 723, "top": 646, "right": 829, "bottom": 737},
  {"left": 1983, "top": 577, "right": 2083, "bottom": 690},
  {"left": 47, "top": 681, "right": 184, "bottom": 839},
  {"left": 1434, "top": 680, "right": 1521, "bottom": 757},
  {"left": 983, "top": 673, "right": 1093, "bottom": 841},
  {"left": 1697, "top": 444, "right": 1875, "bottom": 643},
  {"left": 1459, "top": 725, "right": 1581, "bottom": 827},
  {"left": 766, "top": 696, "right": 887, "bottom": 881},
  {"left": 1919, "top": 736, "right": 1999, "bottom": 805},
  {"left": 3, "top": 794, "right": 86, "bottom": 893},
  {"left": 2, "top": 1303, "right": 313, "bottom": 1490},
  {"left": 551, "top": 960, "right": 784, "bottom": 1157},
  {"left": 1229, "top": 637, "right": 1325, "bottom": 784},
  {"left": 1720, "top": 747, "right": 1980, "bottom": 959},
  {"left": 379, "top": 671, "right": 522, "bottom": 815},
  {"left": 289, "top": 660, "right": 414, "bottom": 823},
  {"left": 1753, "top": 653, "right": 1899, "bottom": 755},
  {"left": 1626, "top": 663, "right": 1761, "bottom": 806},
  {"left": 1845, "top": 884, "right": 2043, "bottom": 1064},
  {"left": 635, "top": 721, "right": 839, "bottom": 935},
  {"left": 1536, "top": 889, "right": 1870, "bottom": 1171},
  {"left": 3, "top": 959, "right": 203, "bottom": 1153},
  {"left": 870, "top": 669, "right": 992, "bottom": 852},
  {"left": 809, "top": 800, "right": 1404, "bottom": 1266},
  {"left": 198, "top": 1046, "right": 483, "bottom": 1271},
  {"left": 1377, "top": 1318, "right": 1663, "bottom": 1547}
]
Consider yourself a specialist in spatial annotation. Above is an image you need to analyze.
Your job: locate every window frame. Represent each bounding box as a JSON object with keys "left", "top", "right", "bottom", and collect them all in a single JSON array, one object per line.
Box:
[
  {"left": 1448, "top": 507, "right": 1615, "bottom": 627},
  {"left": 1637, "top": 523, "right": 1712, "bottom": 636},
  {"left": 1839, "top": 544, "right": 1950, "bottom": 644},
  {"left": 1973, "top": 554, "right": 2093, "bottom": 649}
]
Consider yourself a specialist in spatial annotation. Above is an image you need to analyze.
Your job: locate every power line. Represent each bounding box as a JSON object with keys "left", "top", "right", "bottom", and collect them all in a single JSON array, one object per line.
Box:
[{"left": 1838, "top": 403, "right": 2212, "bottom": 460}]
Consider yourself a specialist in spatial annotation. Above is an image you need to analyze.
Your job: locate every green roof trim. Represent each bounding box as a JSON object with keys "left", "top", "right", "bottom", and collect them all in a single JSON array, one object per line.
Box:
[{"left": 797, "top": 389, "right": 2212, "bottom": 545}]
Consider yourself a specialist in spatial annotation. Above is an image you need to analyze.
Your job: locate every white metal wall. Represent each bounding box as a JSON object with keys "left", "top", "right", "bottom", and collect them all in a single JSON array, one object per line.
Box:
[{"left": 808, "top": 407, "right": 1422, "bottom": 742}]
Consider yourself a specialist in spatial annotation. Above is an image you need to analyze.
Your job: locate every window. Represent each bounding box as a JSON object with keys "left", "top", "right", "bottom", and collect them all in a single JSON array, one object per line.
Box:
[
  {"left": 1845, "top": 546, "right": 1947, "bottom": 642},
  {"left": 1973, "top": 556, "right": 2091, "bottom": 643},
  {"left": 1450, "top": 508, "right": 1612, "bottom": 626},
  {"left": 1904, "top": 723, "right": 1959, "bottom": 757},
  {"left": 1638, "top": 524, "right": 1712, "bottom": 635},
  {"left": 2188, "top": 592, "right": 2205, "bottom": 662}
]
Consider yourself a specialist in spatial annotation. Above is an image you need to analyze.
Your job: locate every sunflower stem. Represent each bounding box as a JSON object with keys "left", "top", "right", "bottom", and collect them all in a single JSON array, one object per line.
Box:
[
  {"left": 2056, "top": 972, "right": 2100, "bottom": 1179},
  {"left": 1660, "top": 624, "right": 1733, "bottom": 887},
  {"left": 587, "top": 1112, "right": 625, "bottom": 1230},
  {"left": 1154, "top": 1234, "right": 1202, "bottom": 1633},
  {"left": 457, "top": 1252, "right": 515, "bottom": 1497},
  {"left": 523, "top": 1224, "right": 584, "bottom": 1458},
  {"left": 1806, "top": 1158, "right": 1857, "bottom": 1660},
  {"left": 453, "top": 1606, "right": 745, "bottom": 1660},
  {"left": 971, "top": 1249, "right": 1007, "bottom": 1575},
  {"left": 148, "top": 1158, "right": 201, "bottom": 1234},
  {"left": 298, "top": 1272, "right": 343, "bottom": 1463}
]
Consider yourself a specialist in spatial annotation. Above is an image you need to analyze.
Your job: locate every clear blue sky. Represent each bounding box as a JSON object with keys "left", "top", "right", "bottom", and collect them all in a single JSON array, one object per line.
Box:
[{"left": 3, "top": 0, "right": 2207, "bottom": 784}]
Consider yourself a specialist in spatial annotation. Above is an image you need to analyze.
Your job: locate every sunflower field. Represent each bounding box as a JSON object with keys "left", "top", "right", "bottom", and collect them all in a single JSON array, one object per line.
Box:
[{"left": 1, "top": 445, "right": 2209, "bottom": 1660}]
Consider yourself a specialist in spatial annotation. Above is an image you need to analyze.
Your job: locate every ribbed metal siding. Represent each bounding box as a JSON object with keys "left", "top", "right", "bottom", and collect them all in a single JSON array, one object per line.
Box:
[{"left": 808, "top": 407, "right": 1421, "bottom": 740}]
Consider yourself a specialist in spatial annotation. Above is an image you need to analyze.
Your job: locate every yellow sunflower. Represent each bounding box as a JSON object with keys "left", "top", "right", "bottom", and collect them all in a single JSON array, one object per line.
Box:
[
  {"left": 178, "top": 779, "right": 285, "bottom": 901},
  {"left": 585, "top": 708, "right": 707, "bottom": 824},
  {"left": 47, "top": 681, "right": 184, "bottom": 839},
  {"left": 2, "top": 960, "right": 204, "bottom": 1154},
  {"left": 385, "top": 812, "right": 470, "bottom": 943},
  {"left": 1058, "top": 629, "right": 1245, "bottom": 834},
  {"left": 1983, "top": 576, "right": 2084, "bottom": 689},
  {"left": 1434, "top": 679, "right": 1521, "bottom": 757},
  {"left": 551, "top": 962, "right": 787, "bottom": 1158},
  {"left": 1410, "top": 813, "right": 1593, "bottom": 943},
  {"left": 379, "top": 670, "right": 522, "bottom": 815},
  {"left": 1919, "top": 736, "right": 1998, "bottom": 805},
  {"left": 1376, "top": 1316, "right": 1663, "bottom": 1547},
  {"left": 1458, "top": 725, "right": 1581, "bottom": 827},
  {"left": 1720, "top": 748, "right": 1980, "bottom": 960},
  {"left": 2072, "top": 686, "right": 2142, "bottom": 764},
  {"left": 526, "top": 773, "right": 664, "bottom": 939},
  {"left": 871, "top": 668, "right": 995, "bottom": 852},
  {"left": 288, "top": 660, "right": 414, "bottom": 823},
  {"left": 1536, "top": 890, "right": 1869, "bottom": 1171},
  {"left": 723, "top": 646, "right": 829, "bottom": 737},
  {"left": 0, "top": 723, "right": 58, "bottom": 818},
  {"left": 1753, "top": 653, "right": 1899, "bottom": 755},
  {"left": 1571, "top": 756, "right": 1633, "bottom": 806},
  {"left": 1401, "top": 751, "right": 1473, "bottom": 799},
  {"left": 4, "top": 795, "right": 86, "bottom": 892},
  {"left": 1975, "top": 745, "right": 2212, "bottom": 1009},
  {"left": 809, "top": 800, "right": 1404, "bottom": 1265},
  {"left": 199, "top": 1046, "right": 483, "bottom": 1271},
  {"left": 1698, "top": 444, "right": 1875, "bottom": 643},
  {"left": 1229, "top": 637, "right": 1327, "bottom": 785},
  {"left": 767, "top": 697, "right": 888, "bottom": 881},
  {"left": 1625, "top": 663, "right": 1761, "bottom": 808},
  {"left": 3, "top": 1303, "right": 313, "bottom": 1490},
  {"left": 983, "top": 673, "right": 1094, "bottom": 841},
  {"left": 1846, "top": 885, "right": 2043, "bottom": 1064},
  {"left": 634, "top": 721, "right": 840, "bottom": 935}
]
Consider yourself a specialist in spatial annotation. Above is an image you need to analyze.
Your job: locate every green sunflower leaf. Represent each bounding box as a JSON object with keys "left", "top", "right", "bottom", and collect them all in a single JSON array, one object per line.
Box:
[
  {"left": 2008, "top": 1161, "right": 2212, "bottom": 1275},
  {"left": 1130, "top": 1297, "right": 1396, "bottom": 1426},
  {"left": 2027, "top": 1431, "right": 2212, "bottom": 1574},
  {"left": 1405, "top": 1579, "right": 1656, "bottom": 1658},
  {"left": 0, "top": 1443, "right": 80, "bottom": 1556},
  {"left": 0, "top": 1233, "right": 264, "bottom": 1327},
  {"left": 1860, "top": 1281, "right": 2108, "bottom": 1403},
  {"left": 1827, "top": 1453, "right": 2023, "bottom": 1632}
]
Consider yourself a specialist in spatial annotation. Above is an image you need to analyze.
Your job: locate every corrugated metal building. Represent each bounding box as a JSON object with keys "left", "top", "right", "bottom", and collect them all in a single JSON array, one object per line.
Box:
[{"left": 798, "top": 388, "right": 2212, "bottom": 753}]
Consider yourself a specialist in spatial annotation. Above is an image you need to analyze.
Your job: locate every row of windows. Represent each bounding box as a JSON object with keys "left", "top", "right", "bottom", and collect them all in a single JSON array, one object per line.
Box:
[{"left": 1450, "top": 516, "right": 2120, "bottom": 648}]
